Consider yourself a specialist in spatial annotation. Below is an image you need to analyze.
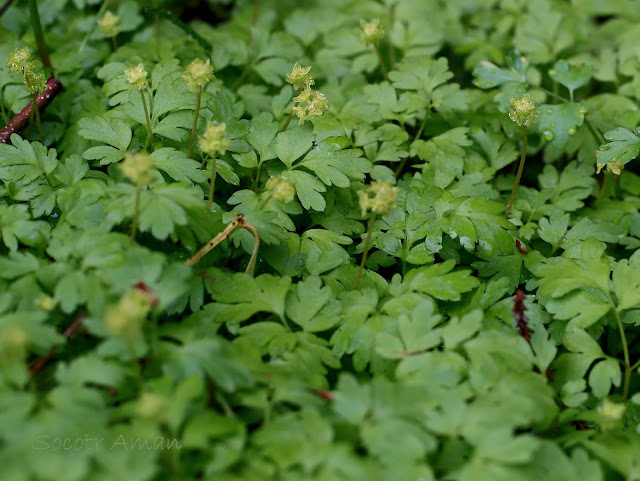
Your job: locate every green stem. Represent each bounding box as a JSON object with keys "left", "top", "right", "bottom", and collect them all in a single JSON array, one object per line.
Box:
[
  {"left": 206, "top": 158, "right": 217, "bottom": 212},
  {"left": 631, "top": 358, "right": 640, "bottom": 372},
  {"left": 373, "top": 44, "right": 388, "bottom": 81},
  {"left": 279, "top": 112, "right": 293, "bottom": 133},
  {"left": 189, "top": 86, "right": 202, "bottom": 158},
  {"left": 111, "top": 35, "right": 117, "bottom": 51},
  {"left": 79, "top": 0, "right": 109, "bottom": 53},
  {"left": 259, "top": 194, "right": 273, "bottom": 210},
  {"left": 130, "top": 187, "right": 141, "bottom": 244},
  {"left": 395, "top": 110, "right": 429, "bottom": 177},
  {"left": 611, "top": 305, "right": 631, "bottom": 402},
  {"left": 593, "top": 172, "right": 610, "bottom": 207},
  {"left": 352, "top": 213, "right": 376, "bottom": 290},
  {"left": 27, "top": 0, "right": 52, "bottom": 73},
  {"left": 31, "top": 93, "right": 44, "bottom": 143},
  {"left": 140, "top": 90, "right": 155, "bottom": 152},
  {"left": 387, "top": 4, "right": 396, "bottom": 70},
  {"left": 504, "top": 126, "right": 528, "bottom": 219}
]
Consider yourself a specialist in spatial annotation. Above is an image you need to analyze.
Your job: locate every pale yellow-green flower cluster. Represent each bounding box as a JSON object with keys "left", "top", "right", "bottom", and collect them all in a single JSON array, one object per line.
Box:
[
  {"left": 119, "top": 151, "right": 155, "bottom": 187},
  {"left": 6, "top": 47, "right": 46, "bottom": 95},
  {"left": 136, "top": 392, "right": 168, "bottom": 421},
  {"left": 508, "top": 94, "right": 538, "bottom": 127},
  {"left": 596, "top": 159, "right": 624, "bottom": 175},
  {"left": 597, "top": 399, "right": 626, "bottom": 430},
  {"left": 358, "top": 180, "right": 399, "bottom": 217},
  {"left": 0, "top": 325, "right": 28, "bottom": 361},
  {"left": 183, "top": 58, "right": 215, "bottom": 91},
  {"left": 286, "top": 63, "right": 329, "bottom": 125},
  {"left": 104, "top": 289, "right": 153, "bottom": 338},
  {"left": 98, "top": 10, "right": 121, "bottom": 38},
  {"left": 360, "top": 18, "right": 385, "bottom": 46},
  {"left": 199, "top": 122, "right": 229, "bottom": 157},
  {"left": 266, "top": 176, "right": 296, "bottom": 203},
  {"left": 125, "top": 63, "right": 149, "bottom": 90},
  {"left": 36, "top": 295, "right": 57, "bottom": 311}
]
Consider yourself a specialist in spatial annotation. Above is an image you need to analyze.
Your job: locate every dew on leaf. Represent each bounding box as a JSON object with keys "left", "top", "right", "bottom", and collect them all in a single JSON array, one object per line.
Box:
[
  {"left": 568, "top": 128, "right": 576, "bottom": 135},
  {"left": 543, "top": 130, "right": 554, "bottom": 141}
]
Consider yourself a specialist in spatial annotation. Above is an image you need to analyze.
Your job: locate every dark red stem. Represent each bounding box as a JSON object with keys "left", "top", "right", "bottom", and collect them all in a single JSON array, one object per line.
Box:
[
  {"left": 0, "top": 77, "right": 63, "bottom": 144},
  {"left": 29, "top": 313, "right": 84, "bottom": 376}
]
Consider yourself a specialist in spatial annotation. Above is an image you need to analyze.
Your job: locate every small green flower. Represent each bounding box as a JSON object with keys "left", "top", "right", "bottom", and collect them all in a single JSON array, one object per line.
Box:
[
  {"left": 266, "top": 176, "right": 296, "bottom": 203},
  {"left": 292, "top": 89, "right": 328, "bottom": 124},
  {"left": 119, "top": 151, "right": 155, "bottom": 187},
  {"left": 6, "top": 47, "right": 31, "bottom": 72},
  {"left": 183, "top": 58, "right": 215, "bottom": 91},
  {"left": 24, "top": 69, "right": 47, "bottom": 95},
  {"left": 36, "top": 295, "right": 56, "bottom": 311},
  {"left": 0, "top": 325, "right": 28, "bottom": 361},
  {"left": 98, "top": 10, "right": 121, "bottom": 37},
  {"left": 597, "top": 399, "right": 625, "bottom": 430},
  {"left": 508, "top": 94, "right": 538, "bottom": 127},
  {"left": 136, "top": 392, "right": 168, "bottom": 421},
  {"left": 286, "top": 62, "right": 314, "bottom": 91},
  {"left": 104, "top": 289, "right": 152, "bottom": 338},
  {"left": 199, "top": 122, "right": 229, "bottom": 157},
  {"left": 125, "top": 63, "right": 149, "bottom": 90},
  {"left": 360, "top": 18, "right": 385, "bottom": 46},
  {"left": 358, "top": 180, "right": 398, "bottom": 217},
  {"left": 596, "top": 159, "right": 624, "bottom": 175}
]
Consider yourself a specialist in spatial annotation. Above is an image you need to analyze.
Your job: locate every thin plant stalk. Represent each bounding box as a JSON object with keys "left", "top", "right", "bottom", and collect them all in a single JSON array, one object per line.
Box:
[
  {"left": 27, "top": 0, "right": 52, "bottom": 72},
  {"left": 387, "top": 4, "right": 396, "bottom": 70},
  {"left": 612, "top": 305, "right": 631, "bottom": 402},
  {"left": 130, "top": 187, "right": 141, "bottom": 244},
  {"left": 31, "top": 94, "right": 44, "bottom": 143},
  {"left": 280, "top": 112, "right": 293, "bottom": 133},
  {"left": 504, "top": 126, "right": 528, "bottom": 219},
  {"left": 111, "top": 35, "right": 118, "bottom": 51},
  {"left": 352, "top": 212, "right": 376, "bottom": 290},
  {"left": 140, "top": 90, "right": 155, "bottom": 152},
  {"left": 206, "top": 158, "right": 217, "bottom": 212},
  {"left": 259, "top": 194, "right": 274, "bottom": 210},
  {"left": 373, "top": 44, "right": 388, "bottom": 81},
  {"left": 189, "top": 85, "right": 202, "bottom": 158},
  {"left": 593, "top": 172, "right": 611, "bottom": 207}
]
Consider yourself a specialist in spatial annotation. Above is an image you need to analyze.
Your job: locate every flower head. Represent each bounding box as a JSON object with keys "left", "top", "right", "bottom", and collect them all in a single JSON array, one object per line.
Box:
[
  {"left": 104, "top": 289, "right": 153, "bottom": 338},
  {"left": 6, "top": 47, "right": 31, "bottom": 72},
  {"left": 36, "top": 295, "right": 56, "bottom": 311},
  {"left": 199, "top": 122, "right": 229, "bottom": 157},
  {"left": 119, "top": 151, "right": 155, "bottom": 187},
  {"left": 360, "top": 18, "right": 385, "bottom": 46},
  {"left": 24, "top": 69, "right": 46, "bottom": 95},
  {"left": 286, "top": 62, "right": 314, "bottom": 91},
  {"left": 597, "top": 399, "right": 625, "bottom": 430},
  {"left": 508, "top": 94, "right": 538, "bottom": 127},
  {"left": 183, "top": 58, "right": 215, "bottom": 91},
  {"left": 0, "top": 325, "right": 28, "bottom": 361},
  {"left": 137, "top": 392, "right": 168, "bottom": 421},
  {"left": 266, "top": 176, "right": 296, "bottom": 203},
  {"left": 98, "top": 10, "right": 121, "bottom": 37},
  {"left": 358, "top": 180, "right": 399, "bottom": 217},
  {"left": 292, "top": 89, "right": 329, "bottom": 125},
  {"left": 596, "top": 159, "right": 624, "bottom": 175},
  {"left": 125, "top": 63, "right": 148, "bottom": 90}
]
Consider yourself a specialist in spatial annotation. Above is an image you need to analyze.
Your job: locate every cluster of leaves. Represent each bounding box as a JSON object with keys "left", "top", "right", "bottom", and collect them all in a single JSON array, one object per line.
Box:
[{"left": 1, "top": 0, "right": 640, "bottom": 480}]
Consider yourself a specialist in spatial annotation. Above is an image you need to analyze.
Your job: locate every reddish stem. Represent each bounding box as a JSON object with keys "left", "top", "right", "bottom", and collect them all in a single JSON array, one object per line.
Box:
[
  {"left": 29, "top": 314, "right": 84, "bottom": 376},
  {"left": 0, "top": 77, "right": 63, "bottom": 144}
]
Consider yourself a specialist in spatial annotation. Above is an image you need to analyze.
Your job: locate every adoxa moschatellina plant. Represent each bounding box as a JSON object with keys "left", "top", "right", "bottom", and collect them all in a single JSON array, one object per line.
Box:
[
  {"left": 282, "top": 62, "right": 328, "bottom": 132},
  {"left": 504, "top": 93, "right": 538, "bottom": 219},
  {"left": 199, "top": 121, "right": 230, "bottom": 212},
  {"left": 360, "top": 18, "right": 387, "bottom": 80},
  {"left": 183, "top": 58, "right": 215, "bottom": 158},
  {"left": 353, "top": 180, "right": 399, "bottom": 289},
  {"left": 125, "top": 63, "right": 154, "bottom": 152},
  {"left": 6, "top": 47, "right": 47, "bottom": 143}
]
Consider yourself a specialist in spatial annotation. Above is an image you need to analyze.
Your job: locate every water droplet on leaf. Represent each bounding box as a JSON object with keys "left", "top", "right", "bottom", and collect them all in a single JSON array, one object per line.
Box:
[
  {"left": 546, "top": 108, "right": 553, "bottom": 114},
  {"left": 543, "top": 130, "right": 554, "bottom": 141},
  {"left": 568, "top": 128, "right": 576, "bottom": 135}
]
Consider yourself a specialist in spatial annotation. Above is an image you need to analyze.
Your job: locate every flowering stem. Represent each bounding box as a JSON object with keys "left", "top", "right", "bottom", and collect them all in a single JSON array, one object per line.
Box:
[
  {"left": 189, "top": 85, "right": 202, "bottom": 158},
  {"left": 130, "top": 187, "right": 141, "bottom": 244},
  {"left": 352, "top": 212, "right": 376, "bottom": 290},
  {"left": 259, "top": 194, "right": 273, "bottom": 210},
  {"left": 373, "top": 44, "right": 388, "bottom": 81},
  {"left": 31, "top": 93, "right": 44, "bottom": 143},
  {"left": 593, "top": 172, "right": 611, "bottom": 207},
  {"left": 111, "top": 35, "right": 118, "bottom": 51},
  {"left": 140, "top": 90, "right": 155, "bottom": 152},
  {"left": 279, "top": 112, "right": 293, "bottom": 133},
  {"left": 206, "top": 158, "right": 217, "bottom": 212},
  {"left": 504, "top": 126, "right": 528, "bottom": 219},
  {"left": 387, "top": 5, "right": 396, "bottom": 70},
  {"left": 27, "top": 0, "right": 52, "bottom": 73},
  {"left": 611, "top": 302, "right": 631, "bottom": 402}
]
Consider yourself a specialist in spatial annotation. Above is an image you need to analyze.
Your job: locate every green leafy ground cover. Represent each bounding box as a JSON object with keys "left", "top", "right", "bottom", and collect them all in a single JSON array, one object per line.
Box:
[{"left": 1, "top": 0, "right": 640, "bottom": 479}]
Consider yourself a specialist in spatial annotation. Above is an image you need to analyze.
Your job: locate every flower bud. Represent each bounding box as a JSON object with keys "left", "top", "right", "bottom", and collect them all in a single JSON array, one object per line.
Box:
[
  {"left": 358, "top": 180, "right": 398, "bottom": 216},
  {"left": 136, "top": 392, "right": 168, "bottom": 422},
  {"left": 125, "top": 63, "right": 148, "bottom": 90},
  {"left": 508, "top": 94, "right": 538, "bottom": 127},
  {"left": 266, "top": 176, "right": 296, "bottom": 203},
  {"left": 183, "top": 58, "right": 215, "bottom": 91},
  {"left": 119, "top": 151, "right": 155, "bottom": 187},
  {"left": 98, "top": 11, "right": 121, "bottom": 38},
  {"left": 199, "top": 122, "right": 229, "bottom": 157},
  {"left": 360, "top": 18, "right": 385, "bottom": 46},
  {"left": 104, "top": 289, "right": 153, "bottom": 338},
  {"left": 36, "top": 295, "right": 56, "bottom": 311}
]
